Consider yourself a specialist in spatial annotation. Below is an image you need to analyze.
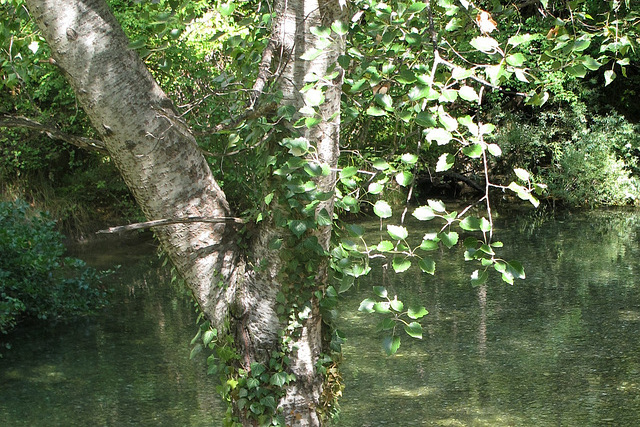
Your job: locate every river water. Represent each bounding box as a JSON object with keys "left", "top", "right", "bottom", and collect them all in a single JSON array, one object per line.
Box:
[{"left": 1, "top": 208, "right": 640, "bottom": 426}]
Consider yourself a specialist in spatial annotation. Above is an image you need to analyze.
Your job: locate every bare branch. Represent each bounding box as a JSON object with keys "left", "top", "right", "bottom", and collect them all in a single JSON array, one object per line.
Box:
[
  {"left": 0, "top": 114, "right": 107, "bottom": 152},
  {"left": 96, "top": 216, "right": 245, "bottom": 234}
]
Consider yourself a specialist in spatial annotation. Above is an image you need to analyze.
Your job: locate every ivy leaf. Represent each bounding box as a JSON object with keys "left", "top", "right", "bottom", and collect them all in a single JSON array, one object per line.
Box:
[
  {"left": 316, "top": 208, "right": 332, "bottom": 226},
  {"left": 404, "top": 322, "right": 423, "bottom": 339},
  {"left": 289, "top": 220, "right": 308, "bottom": 238},
  {"left": 373, "top": 200, "right": 392, "bottom": 218},
  {"left": 387, "top": 225, "right": 408, "bottom": 240},
  {"left": 392, "top": 257, "right": 411, "bottom": 273},
  {"left": 407, "top": 306, "right": 428, "bottom": 320},
  {"left": 436, "top": 153, "right": 455, "bottom": 172},
  {"left": 383, "top": 336, "right": 401, "bottom": 355}
]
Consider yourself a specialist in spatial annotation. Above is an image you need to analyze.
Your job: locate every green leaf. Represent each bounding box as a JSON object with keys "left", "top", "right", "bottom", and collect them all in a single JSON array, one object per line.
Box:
[
  {"left": 375, "top": 93, "right": 394, "bottom": 111},
  {"left": 373, "top": 286, "right": 388, "bottom": 298},
  {"left": 373, "top": 302, "right": 391, "bottom": 313},
  {"left": 470, "top": 269, "right": 489, "bottom": 287},
  {"left": 377, "top": 318, "right": 396, "bottom": 331},
  {"left": 506, "top": 53, "right": 526, "bottom": 67},
  {"left": 390, "top": 298, "right": 404, "bottom": 311},
  {"left": 426, "top": 128, "right": 452, "bottom": 145},
  {"left": 566, "top": 64, "right": 587, "bottom": 78},
  {"left": 373, "top": 200, "right": 392, "bottom": 218},
  {"left": 289, "top": 220, "right": 308, "bottom": 237},
  {"left": 316, "top": 208, "right": 332, "bottom": 226},
  {"left": 459, "top": 216, "right": 481, "bottom": 231},
  {"left": 451, "top": 67, "right": 473, "bottom": 80},
  {"left": 203, "top": 329, "right": 217, "bottom": 346},
  {"left": 428, "top": 199, "right": 446, "bottom": 212},
  {"left": 395, "top": 171, "right": 413, "bottom": 187},
  {"left": 487, "top": 143, "right": 502, "bottom": 156},
  {"left": 462, "top": 144, "right": 483, "bottom": 158},
  {"left": 514, "top": 168, "right": 530, "bottom": 181},
  {"left": 458, "top": 85, "right": 479, "bottom": 102},
  {"left": 304, "top": 88, "right": 324, "bottom": 106},
  {"left": 419, "top": 239, "right": 438, "bottom": 251},
  {"left": 401, "top": 153, "right": 418, "bottom": 164},
  {"left": 368, "top": 182, "right": 384, "bottom": 194},
  {"left": 372, "top": 159, "right": 390, "bottom": 170},
  {"left": 331, "top": 20, "right": 348, "bottom": 36},
  {"left": 404, "top": 322, "right": 423, "bottom": 339},
  {"left": 415, "top": 111, "right": 437, "bottom": 127},
  {"left": 508, "top": 33, "right": 532, "bottom": 46},
  {"left": 383, "top": 336, "right": 401, "bottom": 355},
  {"left": 392, "top": 257, "right": 411, "bottom": 273},
  {"left": 387, "top": 225, "right": 408, "bottom": 241},
  {"left": 300, "top": 48, "right": 323, "bottom": 61},
  {"left": 219, "top": 2, "right": 235, "bottom": 16},
  {"left": 604, "top": 69, "right": 616, "bottom": 86},
  {"left": 436, "top": 153, "right": 455, "bottom": 172},
  {"left": 438, "top": 231, "right": 459, "bottom": 249},
  {"left": 406, "top": 2, "right": 427, "bottom": 13},
  {"left": 413, "top": 206, "right": 435, "bottom": 221},
  {"left": 340, "top": 166, "right": 358, "bottom": 179},
  {"left": 580, "top": 55, "right": 602, "bottom": 71},
  {"left": 366, "top": 105, "right": 387, "bottom": 116},
  {"left": 377, "top": 240, "right": 394, "bottom": 252},
  {"left": 407, "top": 306, "right": 428, "bottom": 320},
  {"left": 358, "top": 298, "right": 376, "bottom": 313},
  {"left": 418, "top": 257, "right": 435, "bottom": 274},
  {"left": 470, "top": 36, "right": 500, "bottom": 53}
]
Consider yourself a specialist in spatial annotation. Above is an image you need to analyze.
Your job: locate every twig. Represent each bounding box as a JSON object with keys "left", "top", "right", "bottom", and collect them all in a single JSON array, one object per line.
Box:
[
  {"left": 96, "top": 216, "right": 245, "bottom": 234},
  {"left": 0, "top": 114, "right": 107, "bottom": 152}
]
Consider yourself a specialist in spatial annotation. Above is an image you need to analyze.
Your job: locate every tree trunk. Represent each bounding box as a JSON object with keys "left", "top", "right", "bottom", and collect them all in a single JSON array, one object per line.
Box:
[{"left": 25, "top": 0, "right": 345, "bottom": 424}]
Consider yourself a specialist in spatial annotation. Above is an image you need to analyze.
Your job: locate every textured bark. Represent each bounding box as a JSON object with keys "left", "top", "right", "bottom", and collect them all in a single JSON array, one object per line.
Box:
[
  {"left": 25, "top": 0, "right": 345, "bottom": 425},
  {"left": 24, "top": 0, "right": 240, "bottom": 332}
]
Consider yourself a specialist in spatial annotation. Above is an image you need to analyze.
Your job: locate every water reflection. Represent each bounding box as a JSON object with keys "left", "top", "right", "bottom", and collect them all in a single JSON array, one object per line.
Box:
[
  {"left": 0, "top": 235, "right": 223, "bottom": 426},
  {"left": 1, "top": 210, "right": 640, "bottom": 426},
  {"left": 335, "top": 209, "right": 640, "bottom": 426}
]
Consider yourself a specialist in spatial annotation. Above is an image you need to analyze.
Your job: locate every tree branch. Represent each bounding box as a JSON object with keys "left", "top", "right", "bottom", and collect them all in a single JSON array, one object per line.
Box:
[
  {"left": 0, "top": 114, "right": 107, "bottom": 153},
  {"left": 96, "top": 216, "right": 245, "bottom": 234}
]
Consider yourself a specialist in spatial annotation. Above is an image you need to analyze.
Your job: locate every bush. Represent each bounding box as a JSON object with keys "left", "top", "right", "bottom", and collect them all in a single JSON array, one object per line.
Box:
[{"left": 0, "top": 200, "right": 109, "bottom": 337}]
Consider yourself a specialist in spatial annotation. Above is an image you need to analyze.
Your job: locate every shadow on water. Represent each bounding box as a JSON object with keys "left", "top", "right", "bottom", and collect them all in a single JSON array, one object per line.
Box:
[
  {"left": 0, "top": 234, "right": 224, "bottom": 426},
  {"left": 2, "top": 209, "right": 640, "bottom": 426}
]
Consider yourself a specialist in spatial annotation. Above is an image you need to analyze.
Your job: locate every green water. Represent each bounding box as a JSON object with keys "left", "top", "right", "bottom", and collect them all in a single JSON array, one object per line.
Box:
[{"left": 2, "top": 209, "right": 640, "bottom": 426}]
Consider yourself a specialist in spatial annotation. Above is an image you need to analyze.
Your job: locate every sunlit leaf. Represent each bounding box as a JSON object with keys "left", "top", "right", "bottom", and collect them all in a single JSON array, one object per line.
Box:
[
  {"left": 458, "top": 85, "right": 479, "bottom": 102},
  {"left": 368, "top": 182, "right": 384, "bottom": 194},
  {"left": 406, "top": 2, "right": 427, "bottom": 13},
  {"left": 387, "top": 224, "right": 408, "bottom": 240},
  {"left": 470, "top": 269, "right": 489, "bottom": 287},
  {"left": 331, "top": 20, "right": 349, "bottom": 36},
  {"left": 395, "top": 171, "right": 413, "bottom": 187},
  {"left": 506, "top": 53, "right": 526, "bottom": 67},
  {"left": 462, "top": 144, "right": 483, "bottom": 158},
  {"left": 407, "top": 306, "right": 428, "bottom": 319},
  {"left": 373, "top": 200, "right": 392, "bottom": 218},
  {"left": 425, "top": 128, "right": 452, "bottom": 145},
  {"left": 401, "top": 153, "right": 418, "bottom": 164},
  {"left": 514, "top": 168, "right": 530, "bottom": 181},
  {"left": 377, "top": 240, "right": 394, "bottom": 252},
  {"left": 427, "top": 199, "right": 446, "bottom": 212},
  {"left": 392, "top": 257, "right": 411, "bottom": 273},
  {"left": 470, "top": 36, "right": 500, "bottom": 53},
  {"left": 366, "top": 105, "right": 387, "bottom": 116},
  {"left": 413, "top": 205, "right": 435, "bottom": 221},
  {"left": 358, "top": 298, "right": 376, "bottom": 313},
  {"left": 404, "top": 322, "right": 423, "bottom": 339}
]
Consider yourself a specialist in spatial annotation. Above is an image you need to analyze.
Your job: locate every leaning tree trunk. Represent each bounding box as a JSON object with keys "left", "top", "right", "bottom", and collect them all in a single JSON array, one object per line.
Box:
[{"left": 25, "top": 0, "right": 345, "bottom": 424}]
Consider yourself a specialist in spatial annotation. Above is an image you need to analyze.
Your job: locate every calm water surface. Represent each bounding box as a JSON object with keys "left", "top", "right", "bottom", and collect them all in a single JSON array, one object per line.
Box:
[{"left": 1, "top": 209, "right": 640, "bottom": 426}]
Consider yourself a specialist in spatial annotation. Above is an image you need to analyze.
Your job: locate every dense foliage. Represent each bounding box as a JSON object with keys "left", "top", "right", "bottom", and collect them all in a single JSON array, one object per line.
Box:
[{"left": 0, "top": 200, "right": 109, "bottom": 340}]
